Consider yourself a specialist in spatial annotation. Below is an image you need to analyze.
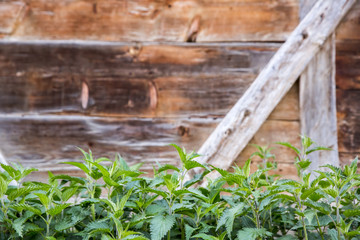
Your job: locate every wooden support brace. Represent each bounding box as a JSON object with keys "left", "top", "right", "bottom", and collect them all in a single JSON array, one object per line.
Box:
[
  {"left": 300, "top": 1, "right": 340, "bottom": 170},
  {"left": 190, "top": 0, "right": 356, "bottom": 180}
]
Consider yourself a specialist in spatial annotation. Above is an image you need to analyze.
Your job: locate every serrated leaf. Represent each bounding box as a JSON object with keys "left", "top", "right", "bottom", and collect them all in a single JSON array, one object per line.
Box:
[
  {"left": 276, "top": 142, "right": 300, "bottom": 155},
  {"left": 185, "top": 224, "right": 197, "bottom": 240},
  {"left": 48, "top": 203, "right": 71, "bottom": 216},
  {"left": 301, "top": 187, "right": 318, "bottom": 200},
  {"left": 170, "top": 143, "right": 187, "bottom": 163},
  {"left": 237, "top": 228, "right": 272, "bottom": 240},
  {"left": 192, "top": 233, "right": 218, "bottom": 240},
  {"left": 11, "top": 211, "right": 34, "bottom": 237},
  {"left": 297, "top": 160, "right": 312, "bottom": 169},
  {"left": 210, "top": 165, "right": 229, "bottom": 177},
  {"left": 143, "top": 188, "right": 168, "bottom": 198},
  {"left": 324, "top": 188, "right": 338, "bottom": 198},
  {"left": 344, "top": 209, "right": 360, "bottom": 218},
  {"left": 150, "top": 214, "right": 176, "bottom": 240},
  {"left": 217, "top": 203, "right": 245, "bottom": 238},
  {"left": 11, "top": 203, "right": 42, "bottom": 215},
  {"left": 61, "top": 161, "right": 90, "bottom": 175},
  {"left": 306, "top": 146, "right": 332, "bottom": 155},
  {"left": 184, "top": 160, "right": 206, "bottom": 171},
  {"left": 158, "top": 164, "right": 180, "bottom": 173}
]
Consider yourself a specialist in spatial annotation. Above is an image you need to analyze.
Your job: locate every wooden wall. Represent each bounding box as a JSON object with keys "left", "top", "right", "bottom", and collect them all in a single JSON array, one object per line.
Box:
[{"left": 0, "top": 0, "right": 358, "bottom": 181}]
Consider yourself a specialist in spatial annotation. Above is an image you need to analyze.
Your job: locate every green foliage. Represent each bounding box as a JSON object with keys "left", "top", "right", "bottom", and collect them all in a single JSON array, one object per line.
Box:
[{"left": 0, "top": 139, "right": 359, "bottom": 240}]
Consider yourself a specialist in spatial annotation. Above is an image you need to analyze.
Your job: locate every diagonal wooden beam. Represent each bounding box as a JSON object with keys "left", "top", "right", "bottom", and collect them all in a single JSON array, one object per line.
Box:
[
  {"left": 300, "top": 0, "right": 340, "bottom": 172},
  {"left": 191, "top": 0, "right": 356, "bottom": 179}
]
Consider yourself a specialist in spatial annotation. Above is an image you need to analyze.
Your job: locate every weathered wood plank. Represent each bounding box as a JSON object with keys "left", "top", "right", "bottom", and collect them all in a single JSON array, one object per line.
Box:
[
  {"left": 337, "top": 90, "right": 360, "bottom": 153},
  {"left": 236, "top": 120, "right": 300, "bottom": 164},
  {"left": 1, "top": 0, "right": 299, "bottom": 42},
  {"left": 337, "top": 0, "right": 360, "bottom": 41},
  {"left": 0, "top": 42, "right": 278, "bottom": 117},
  {"left": 190, "top": 0, "right": 356, "bottom": 179},
  {"left": 300, "top": 0, "right": 339, "bottom": 171},
  {"left": 0, "top": 115, "right": 218, "bottom": 171},
  {"left": 336, "top": 40, "right": 360, "bottom": 90},
  {"left": 0, "top": 113, "right": 299, "bottom": 173},
  {"left": 0, "top": 1, "right": 26, "bottom": 34}
]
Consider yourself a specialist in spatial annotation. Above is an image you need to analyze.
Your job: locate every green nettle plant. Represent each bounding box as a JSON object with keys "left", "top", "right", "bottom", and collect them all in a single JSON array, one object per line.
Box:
[{"left": 0, "top": 136, "right": 359, "bottom": 240}]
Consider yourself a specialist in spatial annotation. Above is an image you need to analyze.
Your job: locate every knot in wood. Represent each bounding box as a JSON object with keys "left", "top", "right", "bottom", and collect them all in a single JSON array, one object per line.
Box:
[{"left": 224, "top": 128, "right": 232, "bottom": 136}]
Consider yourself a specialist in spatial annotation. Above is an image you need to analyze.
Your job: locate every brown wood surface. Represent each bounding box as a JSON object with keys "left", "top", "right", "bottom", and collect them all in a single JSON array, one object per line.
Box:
[
  {"left": 0, "top": 42, "right": 278, "bottom": 117},
  {"left": 337, "top": 89, "right": 360, "bottom": 153},
  {"left": 0, "top": 114, "right": 298, "bottom": 172},
  {"left": 0, "top": 0, "right": 299, "bottom": 42},
  {"left": 190, "top": 0, "right": 356, "bottom": 182},
  {"left": 337, "top": 0, "right": 360, "bottom": 41},
  {"left": 336, "top": 40, "right": 360, "bottom": 90}
]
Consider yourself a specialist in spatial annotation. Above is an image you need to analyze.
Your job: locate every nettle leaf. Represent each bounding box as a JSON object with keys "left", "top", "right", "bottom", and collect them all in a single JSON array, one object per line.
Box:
[
  {"left": 318, "top": 215, "right": 333, "bottom": 226},
  {"left": 297, "top": 160, "right": 312, "bottom": 169},
  {"left": 192, "top": 233, "right": 218, "bottom": 240},
  {"left": 158, "top": 164, "right": 180, "bottom": 173},
  {"left": 184, "top": 160, "right": 206, "bottom": 171},
  {"left": 301, "top": 187, "right": 318, "bottom": 200},
  {"left": 237, "top": 228, "right": 272, "bottom": 240},
  {"left": 185, "top": 224, "right": 197, "bottom": 240},
  {"left": 323, "top": 188, "right": 338, "bottom": 198},
  {"left": 150, "top": 214, "right": 176, "bottom": 240},
  {"left": 85, "top": 219, "right": 111, "bottom": 233},
  {"left": 217, "top": 203, "right": 245, "bottom": 238},
  {"left": 304, "top": 199, "right": 331, "bottom": 215},
  {"left": 48, "top": 203, "right": 71, "bottom": 216},
  {"left": 276, "top": 142, "right": 301, "bottom": 155},
  {"left": 170, "top": 143, "right": 187, "bottom": 163},
  {"left": 61, "top": 161, "right": 90, "bottom": 175},
  {"left": 12, "top": 210, "right": 34, "bottom": 237},
  {"left": 306, "top": 146, "right": 332, "bottom": 155},
  {"left": 11, "top": 203, "right": 42, "bottom": 215},
  {"left": 55, "top": 216, "right": 78, "bottom": 232},
  {"left": 210, "top": 165, "right": 229, "bottom": 177},
  {"left": 344, "top": 209, "right": 360, "bottom": 218}
]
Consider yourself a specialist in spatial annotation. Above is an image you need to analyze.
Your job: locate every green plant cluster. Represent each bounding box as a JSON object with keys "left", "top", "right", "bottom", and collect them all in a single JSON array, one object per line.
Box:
[{"left": 0, "top": 136, "right": 360, "bottom": 240}]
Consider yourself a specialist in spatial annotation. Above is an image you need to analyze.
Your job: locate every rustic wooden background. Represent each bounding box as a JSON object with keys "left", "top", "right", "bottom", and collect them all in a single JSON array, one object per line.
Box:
[{"left": 0, "top": 0, "right": 359, "bottom": 181}]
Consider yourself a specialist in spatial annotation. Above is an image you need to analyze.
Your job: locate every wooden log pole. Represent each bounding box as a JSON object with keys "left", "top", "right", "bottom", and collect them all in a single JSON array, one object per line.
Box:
[
  {"left": 190, "top": 0, "right": 356, "bottom": 180},
  {"left": 300, "top": 0, "right": 340, "bottom": 172}
]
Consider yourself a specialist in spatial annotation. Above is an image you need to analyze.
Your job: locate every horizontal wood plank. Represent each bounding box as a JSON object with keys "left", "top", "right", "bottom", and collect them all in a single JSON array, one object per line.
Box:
[
  {"left": 0, "top": 42, "right": 279, "bottom": 117},
  {"left": 0, "top": 115, "right": 218, "bottom": 171},
  {"left": 1, "top": 0, "right": 299, "bottom": 42},
  {"left": 336, "top": 0, "right": 360, "bottom": 41},
  {"left": 0, "top": 114, "right": 299, "bottom": 173},
  {"left": 336, "top": 40, "right": 360, "bottom": 90},
  {"left": 337, "top": 89, "right": 360, "bottom": 153},
  {"left": 236, "top": 119, "right": 300, "bottom": 164}
]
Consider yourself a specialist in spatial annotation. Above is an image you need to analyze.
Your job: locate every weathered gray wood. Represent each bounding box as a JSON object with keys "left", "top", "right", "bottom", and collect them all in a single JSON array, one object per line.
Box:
[
  {"left": 189, "top": 0, "right": 356, "bottom": 179},
  {"left": 299, "top": 0, "right": 339, "bottom": 171},
  {"left": 300, "top": 34, "right": 339, "bottom": 170}
]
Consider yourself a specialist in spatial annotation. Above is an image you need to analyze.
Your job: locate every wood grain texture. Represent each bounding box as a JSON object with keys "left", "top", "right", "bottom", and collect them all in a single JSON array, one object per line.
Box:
[
  {"left": 0, "top": 1, "right": 26, "bottom": 34},
  {"left": 0, "top": 114, "right": 218, "bottom": 171},
  {"left": 236, "top": 120, "right": 300, "bottom": 164},
  {"left": 0, "top": 41, "right": 278, "bottom": 117},
  {"left": 190, "top": 0, "right": 356, "bottom": 180},
  {"left": 1, "top": 0, "right": 299, "bottom": 42},
  {"left": 0, "top": 113, "right": 298, "bottom": 174},
  {"left": 337, "top": 90, "right": 360, "bottom": 153},
  {"left": 300, "top": 33, "right": 339, "bottom": 170},
  {"left": 336, "top": 40, "right": 360, "bottom": 90},
  {"left": 337, "top": 0, "right": 360, "bottom": 41}
]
